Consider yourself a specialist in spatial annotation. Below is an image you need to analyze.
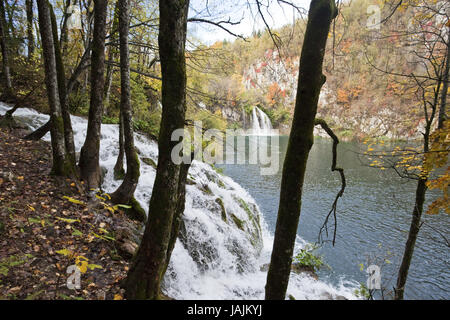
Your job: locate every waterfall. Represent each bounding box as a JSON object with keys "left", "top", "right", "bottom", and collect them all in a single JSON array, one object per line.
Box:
[
  {"left": 0, "top": 102, "right": 358, "bottom": 300},
  {"left": 251, "top": 106, "right": 273, "bottom": 135}
]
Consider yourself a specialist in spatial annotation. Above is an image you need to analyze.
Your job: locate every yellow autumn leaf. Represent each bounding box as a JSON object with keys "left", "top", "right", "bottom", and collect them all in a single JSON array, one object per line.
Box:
[
  {"left": 56, "top": 249, "right": 73, "bottom": 257},
  {"left": 77, "top": 260, "right": 88, "bottom": 273}
]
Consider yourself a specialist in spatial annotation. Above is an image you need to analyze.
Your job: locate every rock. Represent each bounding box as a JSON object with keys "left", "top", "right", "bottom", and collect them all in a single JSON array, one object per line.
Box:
[
  {"left": 215, "top": 197, "right": 227, "bottom": 222},
  {"left": 141, "top": 157, "right": 157, "bottom": 169},
  {"left": 291, "top": 263, "right": 318, "bottom": 280},
  {"left": 118, "top": 240, "right": 138, "bottom": 260},
  {"left": 0, "top": 171, "right": 14, "bottom": 182}
]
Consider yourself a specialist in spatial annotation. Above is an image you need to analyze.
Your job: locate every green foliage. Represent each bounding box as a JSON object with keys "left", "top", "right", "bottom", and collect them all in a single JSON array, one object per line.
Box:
[
  {"left": 102, "top": 116, "right": 119, "bottom": 124},
  {"left": 68, "top": 91, "right": 90, "bottom": 115},
  {"left": 354, "top": 283, "right": 371, "bottom": 299},
  {"left": 133, "top": 111, "right": 162, "bottom": 139},
  {"left": 293, "top": 244, "right": 325, "bottom": 272},
  {"left": 0, "top": 254, "right": 33, "bottom": 276}
]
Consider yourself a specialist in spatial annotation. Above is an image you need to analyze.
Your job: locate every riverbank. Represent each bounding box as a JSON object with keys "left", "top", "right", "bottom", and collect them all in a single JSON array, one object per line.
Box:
[{"left": 0, "top": 124, "right": 144, "bottom": 300}]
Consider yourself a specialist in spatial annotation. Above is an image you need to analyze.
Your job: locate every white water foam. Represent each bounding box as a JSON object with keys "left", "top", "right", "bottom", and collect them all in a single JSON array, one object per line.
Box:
[{"left": 0, "top": 102, "right": 358, "bottom": 299}]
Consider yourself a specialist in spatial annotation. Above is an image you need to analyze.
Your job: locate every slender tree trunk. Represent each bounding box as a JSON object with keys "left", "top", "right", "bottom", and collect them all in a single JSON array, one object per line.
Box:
[
  {"left": 59, "top": 0, "right": 71, "bottom": 55},
  {"left": 0, "top": 0, "right": 12, "bottom": 98},
  {"left": 113, "top": 112, "right": 125, "bottom": 179},
  {"left": 110, "top": 0, "right": 140, "bottom": 205},
  {"left": 78, "top": 0, "right": 107, "bottom": 189},
  {"left": 49, "top": 4, "right": 77, "bottom": 174},
  {"left": 164, "top": 160, "right": 191, "bottom": 274},
  {"left": 24, "top": 40, "right": 92, "bottom": 141},
  {"left": 265, "top": 0, "right": 337, "bottom": 300},
  {"left": 124, "top": 0, "right": 189, "bottom": 300},
  {"left": 36, "top": 0, "right": 66, "bottom": 175},
  {"left": 104, "top": 0, "right": 119, "bottom": 108},
  {"left": 438, "top": 28, "right": 449, "bottom": 129},
  {"left": 26, "top": 0, "right": 34, "bottom": 60},
  {"left": 24, "top": 120, "right": 51, "bottom": 140},
  {"left": 394, "top": 178, "right": 427, "bottom": 300}
]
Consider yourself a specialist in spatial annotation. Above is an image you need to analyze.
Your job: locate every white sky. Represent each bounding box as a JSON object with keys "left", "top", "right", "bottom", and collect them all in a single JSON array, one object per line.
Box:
[{"left": 188, "top": 0, "right": 311, "bottom": 44}]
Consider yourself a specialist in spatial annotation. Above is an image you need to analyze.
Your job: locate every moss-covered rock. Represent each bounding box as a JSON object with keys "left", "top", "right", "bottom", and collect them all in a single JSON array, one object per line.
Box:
[
  {"left": 124, "top": 197, "right": 147, "bottom": 223},
  {"left": 141, "top": 157, "right": 157, "bottom": 169},
  {"left": 230, "top": 213, "right": 244, "bottom": 231},
  {"left": 215, "top": 197, "right": 227, "bottom": 222}
]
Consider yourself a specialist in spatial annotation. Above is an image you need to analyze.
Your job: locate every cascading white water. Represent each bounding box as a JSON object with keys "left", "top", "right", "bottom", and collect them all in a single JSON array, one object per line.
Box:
[
  {"left": 251, "top": 106, "right": 273, "bottom": 135},
  {"left": 0, "top": 102, "right": 358, "bottom": 300}
]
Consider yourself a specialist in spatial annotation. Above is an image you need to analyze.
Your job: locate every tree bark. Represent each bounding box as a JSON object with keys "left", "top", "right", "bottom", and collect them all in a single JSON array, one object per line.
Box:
[
  {"left": 394, "top": 178, "right": 427, "bottom": 300},
  {"left": 24, "top": 120, "right": 51, "bottom": 140},
  {"left": 0, "top": 0, "right": 12, "bottom": 98},
  {"left": 438, "top": 26, "right": 449, "bottom": 129},
  {"left": 104, "top": 0, "right": 120, "bottom": 107},
  {"left": 124, "top": 0, "right": 189, "bottom": 300},
  {"left": 113, "top": 112, "right": 125, "bottom": 180},
  {"left": 164, "top": 159, "right": 191, "bottom": 274},
  {"left": 59, "top": 0, "right": 71, "bottom": 55},
  {"left": 78, "top": 0, "right": 107, "bottom": 189},
  {"left": 265, "top": 0, "right": 337, "bottom": 300},
  {"left": 110, "top": 0, "right": 140, "bottom": 206},
  {"left": 49, "top": 3, "right": 77, "bottom": 174},
  {"left": 36, "top": 0, "right": 67, "bottom": 175},
  {"left": 26, "top": 0, "right": 34, "bottom": 60}
]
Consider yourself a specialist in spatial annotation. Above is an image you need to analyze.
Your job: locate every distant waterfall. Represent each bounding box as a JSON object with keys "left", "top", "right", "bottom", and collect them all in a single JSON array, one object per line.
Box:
[{"left": 251, "top": 106, "right": 273, "bottom": 135}]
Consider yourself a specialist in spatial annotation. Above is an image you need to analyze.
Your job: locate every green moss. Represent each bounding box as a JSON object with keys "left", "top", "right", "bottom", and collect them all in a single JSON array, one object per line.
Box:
[
  {"left": 141, "top": 157, "right": 157, "bottom": 169},
  {"left": 230, "top": 213, "right": 244, "bottom": 231},
  {"left": 200, "top": 184, "right": 213, "bottom": 195},
  {"left": 186, "top": 177, "right": 196, "bottom": 185},
  {"left": 217, "top": 179, "right": 226, "bottom": 189},
  {"left": 215, "top": 198, "right": 227, "bottom": 222},
  {"left": 126, "top": 197, "right": 147, "bottom": 223},
  {"left": 235, "top": 196, "right": 253, "bottom": 218}
]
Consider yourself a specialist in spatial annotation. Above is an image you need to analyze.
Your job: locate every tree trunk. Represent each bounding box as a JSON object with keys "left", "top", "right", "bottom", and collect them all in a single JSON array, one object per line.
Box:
[
  {"left": 78, "top": 0, "right": 107, "bottom": 189},
  {"left": 0, "top": 0, "right": 12, "bottom": 98},
  {"left": 265, "top": 0, "right": 337, "bottom": 300},
  {"left": 110, "top": 0, "right": 140, "bottom": 206},
  {"left": 164, "top": 160, "right": 191, "bottom": 274},
  {"left": 438, "top": 27, "right": 449, "bottom": 129},
  {"left": 104, "top": 0, "right": 119, "bottom": 108},
  {"left": 49, "top": 3, "right": 77, "bottom": 174},
  {"left": 36, "top": 0, "right": 66, "bottom": 175},
  {"left": 26, "top": 0, "right": 34, "bottom": 60},
  {"left": 24, "top": 120, "right": 51, "bottom": 140},
  {"left": 124, "top": 0, "right": 189, "bottom": 300},
  {"left": 59, "top": 0, "right": 71, "bottom": 55},
  {"left": 113, "top": 112, "right": 125, "bottom": 180},
  {"left": 394, "top": 178, "right": 427, "bottom": 300}
]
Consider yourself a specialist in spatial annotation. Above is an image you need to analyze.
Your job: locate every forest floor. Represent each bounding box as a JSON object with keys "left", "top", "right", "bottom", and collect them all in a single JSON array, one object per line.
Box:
[{"left": 0, "top": 124, "right": 144, "bottom": 300}]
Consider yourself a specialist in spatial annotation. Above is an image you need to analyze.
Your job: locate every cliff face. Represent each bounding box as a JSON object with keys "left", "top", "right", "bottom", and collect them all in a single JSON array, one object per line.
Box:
[{"left": 237, "top": 49, "right": 426, "bottom": 140}]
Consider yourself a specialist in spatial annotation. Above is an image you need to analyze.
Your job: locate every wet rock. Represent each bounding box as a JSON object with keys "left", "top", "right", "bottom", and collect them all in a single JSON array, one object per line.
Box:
[
  {"left": 141, "top": 157, "right": 157, "bottom": 169},
  {"left": 291, "top": 263, "right": 319, "bottom": 280}
]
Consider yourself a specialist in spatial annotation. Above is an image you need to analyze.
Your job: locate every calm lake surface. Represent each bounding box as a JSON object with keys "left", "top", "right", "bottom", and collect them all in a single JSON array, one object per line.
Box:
[{"left": 217, "top": 135, "right": 449, "bottom": 299}]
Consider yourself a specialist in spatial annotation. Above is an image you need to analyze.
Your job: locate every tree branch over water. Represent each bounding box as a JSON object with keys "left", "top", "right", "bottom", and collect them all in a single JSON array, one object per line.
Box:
[{"left": 314, "top": 118, "right": 346, "bottom": 246}]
